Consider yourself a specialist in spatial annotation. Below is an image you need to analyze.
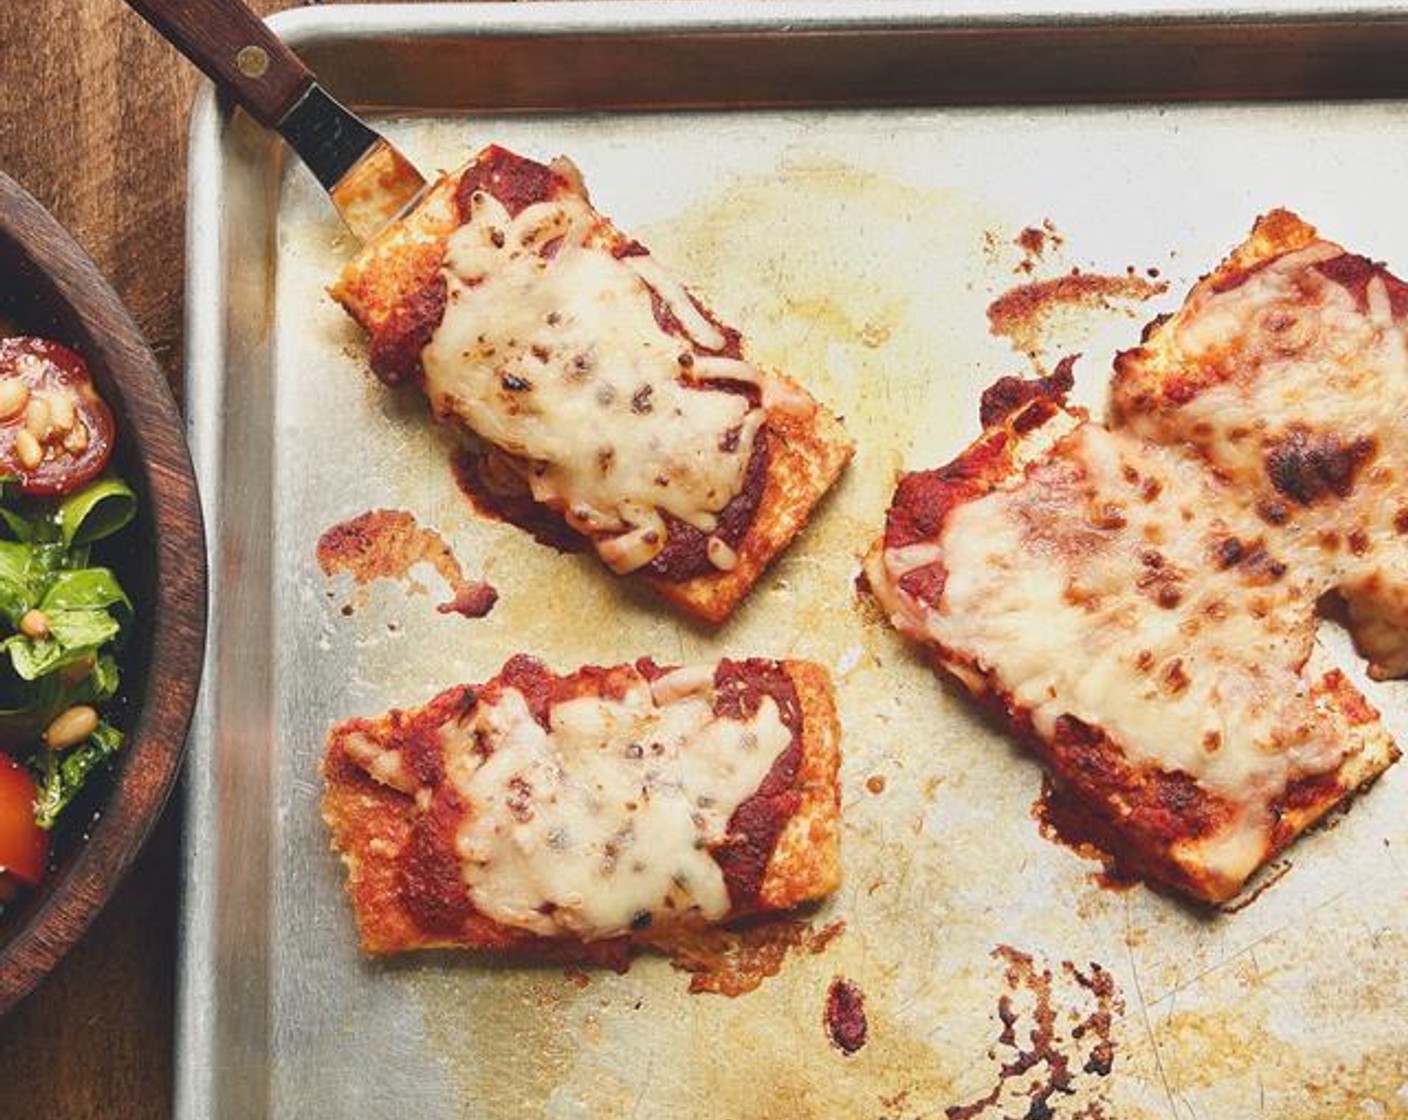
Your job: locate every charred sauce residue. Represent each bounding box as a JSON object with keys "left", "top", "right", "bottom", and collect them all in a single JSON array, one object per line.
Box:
[
  {"left": 667, "top": 918, "right": 845, "bottom": 997},
  {"left": 987, "top": 270, "right": 1167, "bottom": 358},
  {"left": 316, "top": 508, "right": 497, "bottom": 619},
  {"left": 452, "top": 448, "right": 587, "bottom": 554},
  {"left": 945, "top": 945, "right": 1123, "bottom": 1120},
  {"left": 1032, "top": 776, "right": 1140, "bottom": 893},
  {"left": 825, "top": 976, "right": 869, "bottom": 1055}
]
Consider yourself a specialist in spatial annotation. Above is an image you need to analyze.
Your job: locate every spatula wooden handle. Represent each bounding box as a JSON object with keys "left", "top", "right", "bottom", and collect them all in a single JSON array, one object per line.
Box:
[{"left": 122, "top": 0, "right": 313, "bottom": 127}]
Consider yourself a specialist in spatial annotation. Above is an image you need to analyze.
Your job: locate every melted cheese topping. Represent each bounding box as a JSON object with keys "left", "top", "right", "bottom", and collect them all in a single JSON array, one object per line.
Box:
[
  {"left": 1122, "top": 239, "right": 1408, "bottom": 678},
  {"left": 422, "top": 190, "right": 766, "bottom": 573},
  {"left": 874, "top": 419, "right": 1354, "bottom": 889},
  {"left": 440, "top": 667, "right": 792, "bottom": 938}
]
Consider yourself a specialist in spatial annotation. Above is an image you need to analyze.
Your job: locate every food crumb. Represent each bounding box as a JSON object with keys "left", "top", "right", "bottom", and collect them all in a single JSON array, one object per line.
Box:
[
  {"left": 859, "top": 322, "right": 892, "bottom": 348},
  {"left": 563, "top": 966, "right": 590, "bottom": 989},
  {"left": 865, "top": 775, "right": 887, "bottom": 795},
  {"left": 1013, "top": 220, "right": 1066, "bottom": 275},
  {"left": 987, "top": 270, "right": 1168, "bottom": 359}
]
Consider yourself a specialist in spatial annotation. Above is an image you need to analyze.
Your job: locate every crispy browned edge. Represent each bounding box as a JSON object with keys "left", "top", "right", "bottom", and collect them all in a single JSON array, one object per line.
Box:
[
  {"left": 329, "top": 157, "right": 854, "bottom": 625},
  {"left": 865, "top": 398, "right": 1399, "bottom": 903},
  {"left": 1111, "top": 208, "right": 1323, "bottom": 417},
  {"left": 644, "top": 397, "right": 853, "bottom": 623},
  {"left": 320, "top": 658, "right": 842, "bottom": 955}
]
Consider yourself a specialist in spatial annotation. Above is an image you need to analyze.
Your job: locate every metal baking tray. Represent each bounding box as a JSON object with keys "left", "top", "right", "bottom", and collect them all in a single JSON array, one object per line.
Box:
[{"left": 179, "top": 4, "right": 1408, "bottom": 1118}]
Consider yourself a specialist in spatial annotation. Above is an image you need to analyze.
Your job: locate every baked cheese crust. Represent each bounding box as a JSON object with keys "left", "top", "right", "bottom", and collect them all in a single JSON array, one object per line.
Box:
[
  {"left": 867, "top": 386, "right": 1398, "bottom": 903},
  {"left": 331, "top": 145, "right": 852, "bottom": 624},
  {"left": 322, "top": 655, "right": 841, "bottom": 955},
  {"left": 1113, "top": 210, "right": 1408, "bottom": 679}
]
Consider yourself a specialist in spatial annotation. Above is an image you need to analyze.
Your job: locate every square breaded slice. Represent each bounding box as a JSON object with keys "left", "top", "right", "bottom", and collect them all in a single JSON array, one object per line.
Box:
[
  {"left": 1113, "top": 210, "right": 1408, "bottom": 679},
  {"left": 322, "top": 655, "right": 841, "bottom": 956},
  {"left": 332, "top": 145, "right": 852, "bottom": 624},
  {"left": 866, "top": 386, "right": 1398, "bottom": 904}
]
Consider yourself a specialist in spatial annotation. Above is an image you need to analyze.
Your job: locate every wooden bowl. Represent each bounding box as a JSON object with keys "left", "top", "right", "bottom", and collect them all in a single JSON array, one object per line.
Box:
[{"left": 0, "top": 172, "right": 206, "bottom": 1012}]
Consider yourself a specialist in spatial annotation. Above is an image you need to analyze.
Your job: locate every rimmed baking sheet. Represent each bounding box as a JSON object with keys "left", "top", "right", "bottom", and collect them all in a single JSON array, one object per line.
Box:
[{"left": 180, "top": 5, "right": 1408, "bottom": 1117}]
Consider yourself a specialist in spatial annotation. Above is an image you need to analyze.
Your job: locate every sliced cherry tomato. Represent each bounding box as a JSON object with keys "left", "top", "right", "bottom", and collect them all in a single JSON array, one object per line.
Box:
[
  {"left": 0, "top": 752, "right": 47, "bottom": 886},
  {"left": 0, "top": 337, "right": 115, "bottom": 496}
]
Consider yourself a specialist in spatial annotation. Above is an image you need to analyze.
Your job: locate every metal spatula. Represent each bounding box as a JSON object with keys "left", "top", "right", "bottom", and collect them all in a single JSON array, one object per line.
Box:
[{"left": 123, "top": 0, "right": 427, "bottom": 241}]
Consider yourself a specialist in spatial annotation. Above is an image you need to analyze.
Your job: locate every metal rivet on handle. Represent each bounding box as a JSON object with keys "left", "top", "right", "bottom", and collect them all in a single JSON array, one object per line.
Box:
[{"left": 235, "top": 45, "right": 269, "bottom": 78}]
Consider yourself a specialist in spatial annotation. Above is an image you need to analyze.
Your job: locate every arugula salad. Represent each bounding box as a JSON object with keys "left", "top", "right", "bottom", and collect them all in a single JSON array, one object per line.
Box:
[{"left": 0, "top": 335, "right": 132, "bottom": 907}]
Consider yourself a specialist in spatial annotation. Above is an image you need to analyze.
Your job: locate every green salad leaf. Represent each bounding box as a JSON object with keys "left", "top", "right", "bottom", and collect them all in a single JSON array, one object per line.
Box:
[
  {"left": 6, "top": 610, "right": 122, "bottom": 681},
  {"left": 0, "top": 473, "right": 136, "bottom": 831},
  {"left": 32, "top": 720, "right": 124, "bottom": 830},
  {"left": 41, "top": 568, "right": 131, "bottom": 615},
  {"left": 57, "top": 478, "right": 137, "bottom": 549}
]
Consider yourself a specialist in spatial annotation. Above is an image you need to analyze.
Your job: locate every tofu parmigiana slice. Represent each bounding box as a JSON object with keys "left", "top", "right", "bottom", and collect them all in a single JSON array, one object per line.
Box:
[
  {"left": 322, "top": 655, "right": 841, "bottom": 955},
  {"left": 331, "top": 145, "right": 852, "bottom": 624},
  {"left": 1113, "top": 210, "right": 1408, "bottom": 679},
  {"left": 867, "top": 387, "right": 1398, "bottom": 903}
]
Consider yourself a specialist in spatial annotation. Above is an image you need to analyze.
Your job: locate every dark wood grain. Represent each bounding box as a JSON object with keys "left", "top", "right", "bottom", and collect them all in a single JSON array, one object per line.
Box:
[
  {"left": 123, "top": 0, "right": 314, "bottom": 127},
  {"left": 0, "top": 164, "right": 208, "bottom": 1005},
  {"left": 0, "top": 1, "right": 284, "bottom": 1115}
]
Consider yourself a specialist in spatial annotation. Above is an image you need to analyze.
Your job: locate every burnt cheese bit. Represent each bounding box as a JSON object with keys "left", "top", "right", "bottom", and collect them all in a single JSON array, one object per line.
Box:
[
  {"left": 1214, "top": 536, "right": 1244, "bottom": 568},
  {"left": 1264, "top": 427, "right": 1376, "bottom": 505},
  {"left": 630, "top": 909, "right": 653, "bottom": 931},
  {"left": 631, "top": 385, "right": 654, "bottom": 414},
  {"left": 1258, "top": 498, "right": 1290, "bottom": 526},
  {"left": 1239, "top": 544, "right": 1287, "bottom": 583},
  {"left": 501, "top": 372, "right": 532, "bottom": 392}
]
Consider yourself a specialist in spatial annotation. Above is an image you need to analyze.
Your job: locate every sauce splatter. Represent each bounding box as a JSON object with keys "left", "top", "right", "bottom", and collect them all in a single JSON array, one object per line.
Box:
[
  {"left": 436, "top": 582, "right": 498, "bottom": 619},
  {"left": 865, "top": 775, "right": 887, "bottom": 795},
  {"left": 987, "top": 270, "right": 1167, "bottom": 358},
  {"left": 667, "top": 918, "right": 845, "bottom": 997},
  {"left": 316, "top": 508, "right": 496, "bottom": 620},
  {"left": 945, "top": 945, "right": 1122, "bottom": 1120},
  {"left": 825, "top": 976, "right": 869, "bottom": 1055}
]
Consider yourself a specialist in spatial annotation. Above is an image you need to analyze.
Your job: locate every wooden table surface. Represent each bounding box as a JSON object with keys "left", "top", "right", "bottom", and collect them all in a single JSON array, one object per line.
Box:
[{"left": 0, "top": 2, "right": 381, "bottom": 1114}]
